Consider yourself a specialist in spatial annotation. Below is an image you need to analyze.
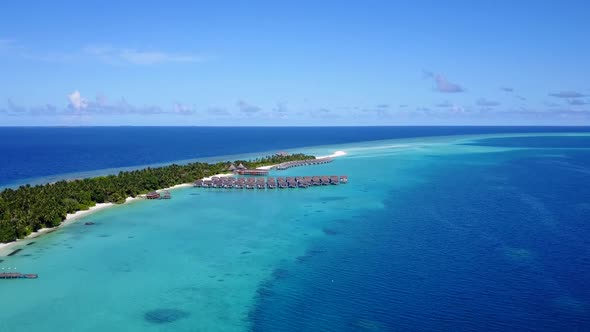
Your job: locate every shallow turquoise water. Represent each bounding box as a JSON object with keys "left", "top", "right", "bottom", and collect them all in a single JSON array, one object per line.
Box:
[{"left": 1, "top": 133, "right": 590, "bottom": 331}]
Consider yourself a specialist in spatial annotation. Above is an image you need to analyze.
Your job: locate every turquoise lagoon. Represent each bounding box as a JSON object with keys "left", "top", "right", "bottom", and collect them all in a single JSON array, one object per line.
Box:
[{"left": 1, "top": 133, "right": 590, "bottom": 331}]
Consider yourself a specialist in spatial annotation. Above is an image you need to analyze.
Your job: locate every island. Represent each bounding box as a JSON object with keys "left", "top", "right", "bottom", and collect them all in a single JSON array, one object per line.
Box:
[{"left": 0, "top": 153, "right": 315, "bottom": 243}]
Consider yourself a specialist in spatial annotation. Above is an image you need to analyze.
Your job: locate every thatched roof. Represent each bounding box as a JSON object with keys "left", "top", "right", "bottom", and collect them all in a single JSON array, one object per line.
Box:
[
  {"left": 237, "top": 163, "right": 246, "bottom": 169},
  {"left": 228, "top": 164, "right": 237, "bottom": 171}
]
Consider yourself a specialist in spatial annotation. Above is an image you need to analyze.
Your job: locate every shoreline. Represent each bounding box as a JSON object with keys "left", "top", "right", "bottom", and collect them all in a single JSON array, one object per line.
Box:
[
  {"left": 0, "top": 151, "right": 347, "bottom": 256},
  {"left": 0, "top": 183, "right": 193, "bottom": 256}
]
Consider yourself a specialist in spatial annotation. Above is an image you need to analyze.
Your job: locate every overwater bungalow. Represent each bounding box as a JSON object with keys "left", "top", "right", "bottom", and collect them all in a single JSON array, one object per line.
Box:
[
  {"left": 330, "top": 176, "right": 339, "bottom": 185},
  {"left": 194, "top": 174, "right": 348, "bottom": 191},
  {"left": 312, "top": 176, "right": 321, "bottom": 186}
]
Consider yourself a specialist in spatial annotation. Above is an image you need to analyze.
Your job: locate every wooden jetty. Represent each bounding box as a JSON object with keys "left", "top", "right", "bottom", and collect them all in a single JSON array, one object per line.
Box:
[
  {"left": 194, "top": 175, "right": 347, "bottom": 190},
  {"left": 275, "top": 157, "right": 333, "bottom": 170},
  {"left": 0, "top": 272, "right": 38, "bottom": 279},
  {"left": 234, "top": 169, "right": 269, "bottom": 176}
]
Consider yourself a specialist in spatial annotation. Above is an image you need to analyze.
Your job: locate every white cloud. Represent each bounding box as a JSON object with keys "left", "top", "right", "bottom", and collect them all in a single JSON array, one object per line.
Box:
[
  {"left": 424, "top": 71, "right": 464, "bottom": 93},
  {"left": 173, "top": 102, "right": 194, "bottom": 115},
  {"left": 82, "top": 45, "right": 205, "bottom": 65},
  {"left": 236, "top": 100, "right": 262, "bottom": 115},
  {"left": 67, "top": 91, "right": 88, "bottom": 111}
]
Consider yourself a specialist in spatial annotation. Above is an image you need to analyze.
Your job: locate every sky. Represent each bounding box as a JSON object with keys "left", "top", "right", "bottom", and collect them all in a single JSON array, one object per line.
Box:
[{"left": 1, "top": 0, "right": 589, "bottom": 126}]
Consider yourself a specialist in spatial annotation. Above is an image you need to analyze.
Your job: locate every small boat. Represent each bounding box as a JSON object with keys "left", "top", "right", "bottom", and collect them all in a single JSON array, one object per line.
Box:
[{"left": 84, "top": 222, "right": 96, "bottom": 226}]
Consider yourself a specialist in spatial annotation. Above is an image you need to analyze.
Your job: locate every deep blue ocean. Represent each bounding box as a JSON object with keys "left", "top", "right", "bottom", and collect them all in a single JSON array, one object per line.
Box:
[
  {"left": 1, "top": 126, "right": 588, "bottom": 187},
  {"left": 251, "top": 135, "right": 590, "bottom": 331},
  {"left": 2, "top": 127, "right": 590, "bottom": 332}
]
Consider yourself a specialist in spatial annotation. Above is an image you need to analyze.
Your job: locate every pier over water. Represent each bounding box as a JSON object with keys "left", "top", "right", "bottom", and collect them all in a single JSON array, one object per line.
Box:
[
  {"left": 0, "top": 272, "right": 38, "bottom": 279},
  {"left": 194, "top": 175, "right": 347, "bottom": 189},
  {"left": 274, "top": 157, "right": 333, "bottom": 170}
]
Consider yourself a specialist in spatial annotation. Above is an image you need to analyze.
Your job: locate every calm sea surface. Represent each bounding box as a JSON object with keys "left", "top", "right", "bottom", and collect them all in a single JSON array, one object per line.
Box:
[
  {"left": 1, "top": 127, "right": 590, "bottom": 331},
  {"left": 1, "top": 126, "right": 587, "bottom": 187}
]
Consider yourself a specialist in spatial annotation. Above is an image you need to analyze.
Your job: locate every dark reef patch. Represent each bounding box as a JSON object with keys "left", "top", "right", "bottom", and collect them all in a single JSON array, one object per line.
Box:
[
  {"left": 98, "top": 234, "right": 111, "bottom": 238},
  {"left": 7, "top": 249, "right": 22, "bottom": 256},
  {"left": 144, "top": 308, "right": 190, "bottom": 324},
  {"left": 26, "top": 242, "right": 35, "bottom": 246},
  {"left": 323, "top": 228, "right": 340, "bottom": 235},
  {"left": 240, "top": 251, "right": 251, "bottom": 255}
]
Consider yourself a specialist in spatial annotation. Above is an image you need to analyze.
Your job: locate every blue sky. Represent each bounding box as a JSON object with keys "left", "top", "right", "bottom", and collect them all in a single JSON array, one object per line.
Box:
[{"left": 1, "top": 1, "right": 589, "bottom": 126}]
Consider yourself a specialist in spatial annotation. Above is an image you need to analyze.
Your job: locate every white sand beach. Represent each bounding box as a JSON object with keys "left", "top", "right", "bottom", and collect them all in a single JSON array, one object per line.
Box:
[
  {"left": 0, "top": 183, "right": 192, "bottom": 255},
  {"left": 1, "top": 151, "right": 347, "bottom": 254},
  {"left": 201, "top": 173, "right": 234, "bottom": 181}
]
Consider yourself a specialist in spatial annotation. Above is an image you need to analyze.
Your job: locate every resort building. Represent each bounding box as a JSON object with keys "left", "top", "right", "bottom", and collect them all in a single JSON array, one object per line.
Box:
[{"left": 146, "top": 191, "right": 160, "bottom": 199}]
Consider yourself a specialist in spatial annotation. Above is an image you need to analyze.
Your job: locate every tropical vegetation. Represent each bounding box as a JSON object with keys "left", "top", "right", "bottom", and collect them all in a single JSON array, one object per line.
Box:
[{"left": 0, "top": 153, "right": 314, "bottom": 243}]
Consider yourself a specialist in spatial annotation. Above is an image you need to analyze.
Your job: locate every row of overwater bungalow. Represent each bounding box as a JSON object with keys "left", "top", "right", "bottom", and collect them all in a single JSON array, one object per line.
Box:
[
  {"left": 275, "top": 157, "right": 333, "bottom": 170},
  {"left": 194, "top": 175, "right": 347, "bottom": 189}
]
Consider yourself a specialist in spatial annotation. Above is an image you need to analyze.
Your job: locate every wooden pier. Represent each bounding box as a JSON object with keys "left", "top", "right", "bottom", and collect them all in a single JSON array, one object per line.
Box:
[
  {"left": 194, "top": 175, "right": 347, "bottom": 189},
  {"left": 275, "top": 157, "right": 333, "bottom": 170},
  {"left": 234, "top": 169, "right": 269, "bottom": 176},
  {"left": 0, "top": 272, "right": 38, "bottom": 279}
]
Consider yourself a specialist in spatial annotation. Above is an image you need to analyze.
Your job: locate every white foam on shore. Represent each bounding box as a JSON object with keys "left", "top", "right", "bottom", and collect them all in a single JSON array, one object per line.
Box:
[{"left": 318, "top": 150, "right": 347, "bottom": 159}]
